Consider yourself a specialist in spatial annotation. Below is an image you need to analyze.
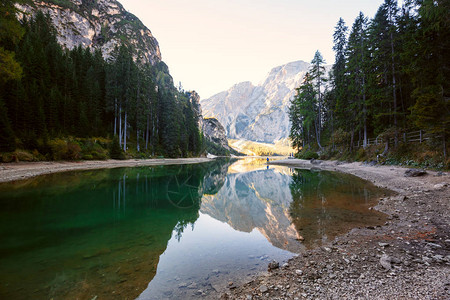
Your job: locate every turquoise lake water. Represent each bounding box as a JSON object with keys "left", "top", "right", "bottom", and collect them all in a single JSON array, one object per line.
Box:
[{"left": 0, "top": 158, "right": 386, "bottom": 299}]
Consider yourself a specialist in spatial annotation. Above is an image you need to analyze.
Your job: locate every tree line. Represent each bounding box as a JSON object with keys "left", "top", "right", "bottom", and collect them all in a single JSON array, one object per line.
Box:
[
  {"left": 0, "top": 8, "right": 203, "bottom": 158},
  {"left": 289, "top": 0, "right": 449, "bottom": 159}
]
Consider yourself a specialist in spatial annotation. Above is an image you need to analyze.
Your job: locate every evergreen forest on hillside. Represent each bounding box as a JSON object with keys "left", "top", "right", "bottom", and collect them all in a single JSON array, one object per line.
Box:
[
  {"left": 289, "top": 0, "right": 449, "bottom": 169},
  {"left": 0, "top": 6, "right": 204, "bottom": 160}
]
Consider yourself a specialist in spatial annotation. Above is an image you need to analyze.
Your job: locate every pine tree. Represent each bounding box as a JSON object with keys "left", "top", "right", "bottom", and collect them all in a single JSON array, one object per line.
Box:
[
  {"left": 346, "top": 12, "right": 369, "bottom": 148},
  {"left": 331, "top": 18, "right": 348, "bottom": 146},
  {"left": 0, "top": 98, "right": 16, "bottom": 151},
  {"left": 309, "top": 50, "right": 327, "bottom": 149},
  {"left": 367, "top": 1, "right": 402, "bottom": 143},
  {"left": 409, "top": 0, "right": 450, "bottom": 158},
  {"left": 289, "top": 72, "right": 318, "bottom": 150},
  {"left": 289, "top": 91, "right": 303, "bottom": 152},
  {"left": 110, "top": 135, "right": 125, "bottom": 159}
]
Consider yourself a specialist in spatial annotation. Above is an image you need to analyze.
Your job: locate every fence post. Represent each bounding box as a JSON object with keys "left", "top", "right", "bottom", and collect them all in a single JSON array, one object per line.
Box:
[
  {"left": 420, "top": 130, "right": 422, "bottom": 143},
  {"left": 376, "top": 137, "right": 378, "bottom": 145},
  {"left": 403, "top": 133, "right": 406, "bottom": 143}
]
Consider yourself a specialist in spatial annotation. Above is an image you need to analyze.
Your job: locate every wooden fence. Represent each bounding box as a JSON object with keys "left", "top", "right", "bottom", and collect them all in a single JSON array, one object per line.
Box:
[{"left": 354, "top": 130, "right": 441, "bottom": 148}]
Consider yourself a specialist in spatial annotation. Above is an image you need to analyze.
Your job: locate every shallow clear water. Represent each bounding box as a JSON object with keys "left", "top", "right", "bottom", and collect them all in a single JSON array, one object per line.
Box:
[{"left": 0, "top": 158, "right": 386, "bottom": 299}]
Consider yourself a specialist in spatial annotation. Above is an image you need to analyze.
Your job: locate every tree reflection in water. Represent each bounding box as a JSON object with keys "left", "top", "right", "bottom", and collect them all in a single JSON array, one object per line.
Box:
[
  {"left": 0, "top": 159, "right": 233, "bottom": 300},
  {"left": 289, "top": 168, "right": 386, "bottom": 248},
  {"left": 0, "top": 159, "right": 386, "bottom": 299}
]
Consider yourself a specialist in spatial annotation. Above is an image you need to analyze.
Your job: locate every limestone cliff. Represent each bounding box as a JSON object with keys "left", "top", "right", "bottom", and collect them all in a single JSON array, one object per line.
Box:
[
  {"left": 189, "top": 91, "right": 233, "bottom": 154},
  {"left": 201, "top": 60, "right": 312, "bottom": 143},
  {"left": 18, "top": 0, "right": 161, "bottom": 65},
  {"left": 203, "top": 118, "right": 231, "bottom": 152}
]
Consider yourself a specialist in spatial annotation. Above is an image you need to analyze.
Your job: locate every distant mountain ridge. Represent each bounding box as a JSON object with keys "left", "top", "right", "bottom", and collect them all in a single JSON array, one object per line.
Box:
[{"left": 201, "top": 60, "right": 311, "bottom": 143}]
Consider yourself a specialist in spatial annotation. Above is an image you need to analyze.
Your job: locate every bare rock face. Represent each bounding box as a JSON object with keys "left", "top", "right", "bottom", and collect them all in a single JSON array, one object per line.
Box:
[
  {"left": 201, "top": 61, "right": 312, "bottom": 143},
  {"left": 188, "top": 91, "right": 231, "bottom": 153},
  {"left": 18, "top": 0, "right": 161, "bottom": 65},
  {"left": 203, "top": 118, "right": 231, "bottom": 151}
]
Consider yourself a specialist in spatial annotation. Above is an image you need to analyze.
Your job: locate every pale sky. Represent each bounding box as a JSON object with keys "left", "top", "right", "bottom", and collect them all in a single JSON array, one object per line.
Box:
[{"left": 119, "top": 0, "right": 396, "bottom": 99}]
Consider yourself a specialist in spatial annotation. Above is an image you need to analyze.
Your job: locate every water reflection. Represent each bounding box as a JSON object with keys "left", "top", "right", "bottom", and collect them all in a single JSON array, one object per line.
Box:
[
  {"left": 200, "top": 164, "right": 386, "bottom": 252},
  {"left": 0, "top": 158, "right": 386, "bottom": 300},
  {"left": 0, "top": 162, "right": 223, "bottom": 300},
  {"left": 201, "top": 165, "right": 303, "bottom": 253},
  {"left": 288, "top": 169, "right": 386, "bottom": 248}
]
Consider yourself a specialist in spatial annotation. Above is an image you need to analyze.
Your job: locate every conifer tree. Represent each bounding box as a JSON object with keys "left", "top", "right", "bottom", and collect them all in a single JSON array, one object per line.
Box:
[
  {"left": 289, "top": 72, "right": 318, "bottom": 149},
  {"left": 346, "top": 12, "right": 369, "bottom": 148},
  {"left": 0, "top": 98, "right": 16, "bottom": 152},
  {"left": 409, "top": 0, "right": 450, "bottom": 158},
  {"left": 309, "top": 50, "right": 327, "bottom": 149},
  {"left": 331, "top": 18, "right": 348, "bottom": 143}
]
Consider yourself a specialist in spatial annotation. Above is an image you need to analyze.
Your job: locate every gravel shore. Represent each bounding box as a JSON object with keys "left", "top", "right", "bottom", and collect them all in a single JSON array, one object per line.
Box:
[
  {"left": 0, "top": 158, "right": 212, "bottom": 183},
  {"left": 221, "top": 159, "right": 450, "bottom": 300}
]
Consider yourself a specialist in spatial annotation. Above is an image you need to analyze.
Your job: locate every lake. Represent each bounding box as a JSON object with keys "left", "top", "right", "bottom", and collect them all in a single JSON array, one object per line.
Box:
[{"left": 0, "top": 158, "right": 386, "bottom": 299}]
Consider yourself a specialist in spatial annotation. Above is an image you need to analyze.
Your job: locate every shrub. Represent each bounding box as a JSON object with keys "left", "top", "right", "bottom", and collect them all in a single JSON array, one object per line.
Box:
[
  {"left": 49, "top": 139, "right": 67, "bottom": 160},
  {"left": 36, "top": 138, "right": 52, "bottom": 157},
  {"left": 320, "top": 147, "right": 340, "bottom": 160},
  {"left": 300, "top": 150, "right": 319, "bottom": 160},
  {"left": 331, "top": 128, "right": 350, "bottom": 147},
  {"left": 110, "top": 136, "right": 125, "bottom": 160},
  {"left": 92, "top": 150, "right": 108, "bottom": 160},
  {"left": 80, "top": 139, "right": 109, "bottom": 160},
  {"left": 15, "top": 150, "right": 34, "bottom": 162},
  {"left": 66, "top": 142, "right": 81, "bottom": 160},
  {"left": 32, "top": 149, "right": 45, "bottom": 161},
  {"left": 355, "top": 148, "right": 366, "bottom": 161},
  {"left": 48, "top": 138, "right": 81, "bottom": 160},
  {"left": 1, "top": 153, "right": 15, "bottom": 163}
]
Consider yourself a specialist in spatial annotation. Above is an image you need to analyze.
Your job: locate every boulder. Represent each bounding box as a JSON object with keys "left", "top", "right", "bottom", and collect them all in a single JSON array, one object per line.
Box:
[
  {"left": 404, "top": 169, "right": 427, "bottom": 177},
  {"left": 268, "top": 260, "right": 279, "bottom": 270}
]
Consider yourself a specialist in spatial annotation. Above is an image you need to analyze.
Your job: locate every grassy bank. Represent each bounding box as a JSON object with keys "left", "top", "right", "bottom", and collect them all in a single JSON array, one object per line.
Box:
[
  {"left": 295, "top": 140, "right": 449, "bottom": 170},
  {"left": 0, "top": 136, "right": 207, "bottom": 163}
]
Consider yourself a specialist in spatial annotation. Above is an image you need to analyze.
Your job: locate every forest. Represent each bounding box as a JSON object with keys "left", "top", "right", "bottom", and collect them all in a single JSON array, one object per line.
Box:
[
  {"left": 0, "top": 5, "right": 204, "bottom": 160},
  {"left": 289, "top": 0, "right": 449, "bottom": 168}
]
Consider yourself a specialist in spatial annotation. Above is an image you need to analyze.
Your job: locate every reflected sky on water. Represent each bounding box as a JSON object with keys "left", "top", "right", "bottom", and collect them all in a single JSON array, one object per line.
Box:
[{"left": 0, "top": 158, "right": 386, "bottom": 299}]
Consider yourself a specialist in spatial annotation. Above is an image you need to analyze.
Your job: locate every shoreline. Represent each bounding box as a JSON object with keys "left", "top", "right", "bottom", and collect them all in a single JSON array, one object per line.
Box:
[
  {"left": 268, "top": 158, "right": 446, "bottom": 193},
  {"left": 224, "top": 159, "right": 450, "bottom": 299},
  {"left": 0, "top": 158, "right": 212, "bottom": 183},
  {"left": 1, "top": 158, "right": 448, "bottom": 298}
]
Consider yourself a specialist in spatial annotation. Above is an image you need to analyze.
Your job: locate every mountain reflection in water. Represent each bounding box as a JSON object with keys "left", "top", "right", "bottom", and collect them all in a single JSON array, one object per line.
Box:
[
  {"left": 0, "top": 158, "right": 386, "bottom": 299},
  {"left": 200, "top": 160, "right": 386, "bottom": 251},
  {"left": 201, "top": 166, "right": 303, "bottom": 253}
]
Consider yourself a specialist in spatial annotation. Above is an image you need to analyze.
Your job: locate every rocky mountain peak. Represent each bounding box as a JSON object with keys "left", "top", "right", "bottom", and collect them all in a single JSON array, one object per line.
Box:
[
  {"left": 263, "top": 60, "right": 310, "bottom": 85},
  {"left": 201, "top": 60, "right": 312, "bottom": 143},
  {"left": 18, "top": 0, "right": 161, "bottom": 65}
]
